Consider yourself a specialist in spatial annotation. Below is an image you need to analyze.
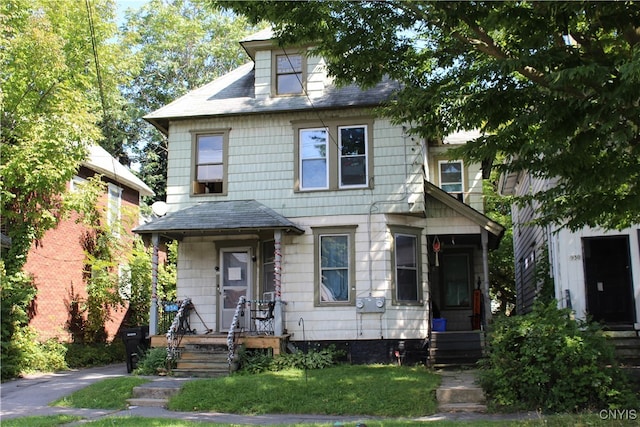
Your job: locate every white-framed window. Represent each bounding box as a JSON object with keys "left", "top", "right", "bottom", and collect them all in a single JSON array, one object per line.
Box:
[
  {"left": 295, "top": 119, "right": 372, "bottom": 192},
  {"left": 300, "top": 128, "right": 329, "bottom": 190},
  {"left": 313, "top": 226, "right": 357, "bottom": 306},
  {"left": 262, "top": 240, "right": 276, "bottom": 295},
  {"left": 192, "top": 131, "right": 229, "bottom": 195},
  {"left": 339, "top": 125, "right": 368, "bottom": 188},
  {"left": 391, "top": 227, "right": 422, "bottom": 305},
  {"left": 275, "top": 53, "right": 304, "bottom": 95},
  {"left": 107, "top": 183, "right": 122, "bottom": 233},
  {"left": 69, "top": 175, "right": 87, "bottom": 193},
  {"left": 439, "top": 160, "right": 464, "bottom": 195}
]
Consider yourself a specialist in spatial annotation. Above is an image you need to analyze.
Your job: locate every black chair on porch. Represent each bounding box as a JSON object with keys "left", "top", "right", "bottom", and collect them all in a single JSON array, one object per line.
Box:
[{"left": 251, "top": 294, "right": 275, "bottom": 335}]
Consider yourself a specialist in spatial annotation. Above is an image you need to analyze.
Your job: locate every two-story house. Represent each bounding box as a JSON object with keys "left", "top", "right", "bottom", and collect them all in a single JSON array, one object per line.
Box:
[
  {"left": 135, "top": 29, "right": 503, "bottom": 366},
  {"left": 500, "top": 170, "right": 640, "bottom": 364},
  {"left": 24, "top": 144, "right": 154, "bottom": 342}
]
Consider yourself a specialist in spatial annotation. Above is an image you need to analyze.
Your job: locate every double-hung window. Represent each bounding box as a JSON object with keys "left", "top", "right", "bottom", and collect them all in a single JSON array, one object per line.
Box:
[
  {"left": 107, "top": 183, "right": 122, "bottom": 235},
  {"left": 275, "top": 53, "right": 304, "bottom": 95},
  {"left": 300, "top": 128, "right": 329, "bottom": 190},
  {"left": 339, "top": 125, "right": 368, "bottom": 187},
  {"left": 313, "top": 226, "right": 356, "bottom": 306},
  {"left": 193, "top": 131, "right": 228, "bottom": 195},
  {"left": 439, "top": 160, "right": 464, "bottom": 200},
  {"left": 390, "top": 226, "right": 422, "bottom": 305},
  {"left": 295, "top": 119, "right": 372, "bottom": 191}
]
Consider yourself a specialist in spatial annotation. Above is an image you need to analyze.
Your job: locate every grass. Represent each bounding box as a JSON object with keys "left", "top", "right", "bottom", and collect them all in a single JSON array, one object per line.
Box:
[
  {"left": 4, "top": 414, "right": 640, "bottom": 427},
  {"left": 7, "top": 365, "right": 639, "bottom": 426},
  {"left": 169, "top": 364, "right": 440, "bottom": 416},
  {"left": 50, "top": 376, "right": 150, "bottom": 410},
  {"left": 1, "top": 415, "right": 84, "bottom": 427}
]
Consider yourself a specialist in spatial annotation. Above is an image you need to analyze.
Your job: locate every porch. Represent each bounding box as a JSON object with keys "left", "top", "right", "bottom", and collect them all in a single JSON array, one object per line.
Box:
[
  {"left": 149, "top": 333, "right": 290, "bottom": 377},
  {"left": 149, "top": 333, "right": 289, "bottom": 356}
]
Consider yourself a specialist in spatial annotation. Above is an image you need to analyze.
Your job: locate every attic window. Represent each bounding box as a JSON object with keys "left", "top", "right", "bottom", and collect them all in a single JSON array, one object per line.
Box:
[{"left": 276, "top": 53, "right": 303, "bottom": 95}]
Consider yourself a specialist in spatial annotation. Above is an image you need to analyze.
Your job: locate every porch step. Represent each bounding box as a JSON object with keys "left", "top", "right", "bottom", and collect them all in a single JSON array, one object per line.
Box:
[
  {"left": 429, "top": 331, "right": 484, "bottom": 367},
  {"left": 604, "top": 330, "right": 640, "bottom": 367},
  {"left": 173, "top": 343, "right": 230, "bottom": 378}
]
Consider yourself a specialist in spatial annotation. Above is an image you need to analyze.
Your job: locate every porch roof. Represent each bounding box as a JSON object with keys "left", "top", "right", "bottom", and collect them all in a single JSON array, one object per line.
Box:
[
  {"left": 133, "top": 200, "right": 304, "bottom": 240},
  {"left": 424, "top": 181, "right": 505, "bottom": 249}
]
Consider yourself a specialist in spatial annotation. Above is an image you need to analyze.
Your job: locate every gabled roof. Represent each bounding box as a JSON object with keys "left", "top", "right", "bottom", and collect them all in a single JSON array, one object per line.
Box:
[
  {"left": 424, "top": 181, "right": 505, "bottom": 249},
  {"left": 133, "top": 200, "right": 304, "bottom": 240},
  {"left": 144, "top": 32, "right": 401, "bottom": 134},
  {"left": 84, "top": 145, "right": 154, "bottom": 197}
]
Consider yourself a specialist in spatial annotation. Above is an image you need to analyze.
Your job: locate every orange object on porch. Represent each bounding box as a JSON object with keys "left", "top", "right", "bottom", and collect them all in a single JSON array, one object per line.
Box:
[{"left": 472, "top": 288, "right": 482, "bottom": 330}]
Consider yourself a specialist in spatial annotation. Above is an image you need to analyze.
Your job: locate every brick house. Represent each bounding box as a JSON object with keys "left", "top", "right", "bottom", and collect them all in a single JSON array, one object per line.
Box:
[{"left": 24, "top": 144, "right": 153, "bottom": 342}]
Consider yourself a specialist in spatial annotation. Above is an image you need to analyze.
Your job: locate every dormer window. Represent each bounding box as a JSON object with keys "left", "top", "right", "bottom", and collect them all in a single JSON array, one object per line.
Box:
[{"left": 275, "top": 52, "right": 304, "bottom": 95}]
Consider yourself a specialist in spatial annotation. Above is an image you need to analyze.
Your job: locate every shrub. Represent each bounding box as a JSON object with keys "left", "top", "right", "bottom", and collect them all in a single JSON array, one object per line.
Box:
[
  {"left": 479, "top": 300, "right": 638, "bottom": 413},
  {"left": 65, "top": 340, "right": 125, "bottom": 368},
  {"left": 7, "top": 328, "right": 68, "bottom": 375},
  {"left": 238, "top": 345, "right": 343, "bottom": 374},
  {"left": 133, "top": 347, "right": 175, "bottom": 375}
]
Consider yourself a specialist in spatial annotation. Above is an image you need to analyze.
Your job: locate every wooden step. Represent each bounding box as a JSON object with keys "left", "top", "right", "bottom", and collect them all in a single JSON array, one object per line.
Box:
[
  {"left": 172, "top": 344, "right": 230, "bottom": 378},
  {"left": 605, "top": 330, "right": 640, "bottom": 367},
  {"left": 172, "top": 368, "right": 228, "bottom": 378},
  {"left": 429, "top": 331, "right": 485, "bottom": 367}
]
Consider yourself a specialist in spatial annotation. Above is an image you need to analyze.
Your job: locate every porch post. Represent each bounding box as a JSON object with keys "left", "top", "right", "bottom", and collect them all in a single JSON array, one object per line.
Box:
[
  {"left": 481, "top": 228, "right": 493, "bottom": 325},
  {"left": 273, "top": 230, "right": 284, "bottom": 336},
  {"left": 150, "top": 233, "right": 159, "bottom": 336}
]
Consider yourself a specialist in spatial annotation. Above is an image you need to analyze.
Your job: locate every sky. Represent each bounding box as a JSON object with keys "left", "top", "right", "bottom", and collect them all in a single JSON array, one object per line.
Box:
[{"left": 115, "top": 0, "right": 148, "bottom": 25}]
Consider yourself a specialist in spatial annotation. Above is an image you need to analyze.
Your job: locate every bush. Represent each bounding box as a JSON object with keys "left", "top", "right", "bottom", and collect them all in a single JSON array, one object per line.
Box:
[
  {"left": 6, "top": 328, "right": 68, "bottom": 375},
  {"left": 65, "top": 341, "right": 125, "bottom": 368},
  {"left": 238, "top": 345, "right": 343, "bottom": 374},
  {"left": 479, "top": 300, "right": 638, "bottom": 413},
  {"left": 133, "top": 347, "right": 175, "bottom": 375}
]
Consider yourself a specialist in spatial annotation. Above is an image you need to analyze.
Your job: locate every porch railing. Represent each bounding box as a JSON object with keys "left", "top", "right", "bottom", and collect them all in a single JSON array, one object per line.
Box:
[
  {"left": 227, "top": 295, "right": 246, "bottom": 369},
  {"left": 166, "top": 298, "right": 192, "bottom": 363}
]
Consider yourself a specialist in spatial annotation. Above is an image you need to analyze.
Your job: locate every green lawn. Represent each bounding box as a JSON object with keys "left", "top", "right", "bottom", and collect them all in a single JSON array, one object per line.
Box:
[
  {"left": 5, "top": 364, "right": 637, "bottom": 427},
  {"left": 169, "top": 364, "right": 439, "bottom": 416},
  {"left": 51, "top": 376, "right": 150, "bottom": 410}
]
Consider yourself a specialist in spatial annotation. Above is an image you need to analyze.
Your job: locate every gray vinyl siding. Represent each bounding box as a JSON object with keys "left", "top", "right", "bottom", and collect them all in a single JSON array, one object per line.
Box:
[{"left": 511, "top": 172, "right": 549, "bottom": 314}]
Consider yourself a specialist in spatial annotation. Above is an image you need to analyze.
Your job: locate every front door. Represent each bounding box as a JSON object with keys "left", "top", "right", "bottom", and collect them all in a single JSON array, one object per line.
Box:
[
  {"left": 584, "top": 236, "right": 635, "bottom": 324},
  {"left": 220, "top": 248, "right": 252, "bottom": 332}
]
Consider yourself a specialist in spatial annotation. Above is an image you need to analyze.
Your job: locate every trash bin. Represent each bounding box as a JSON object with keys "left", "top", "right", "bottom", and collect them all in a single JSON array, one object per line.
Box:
[
  {"left": 121, "top": 326, "right": 149, "bottom": 373},
  {"left": 432, "top": 318, "right": 447, "bottom": 332}
]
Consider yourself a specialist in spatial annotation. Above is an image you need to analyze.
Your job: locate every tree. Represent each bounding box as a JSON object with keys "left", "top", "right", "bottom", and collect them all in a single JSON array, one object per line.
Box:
[
  {"left": 118, "top": 0, "right": 264, "bottom": 200},
  {"left": 1, "top": 0, "right": 118, "bottom": 377},
  {"left": 216, "top": 1, "right": 640, "bottom": 231},
  {"left": 484, "top": 169, "right": 516, "bottom": 316}
]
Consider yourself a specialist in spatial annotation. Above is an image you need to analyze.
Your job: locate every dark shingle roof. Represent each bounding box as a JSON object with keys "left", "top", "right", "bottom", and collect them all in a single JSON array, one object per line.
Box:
[
  {"left": 133, "top": 200, "right": 304, "bottom": 239},
  {"left": 144, "top": 62, "right": 400, "bottom": 134}
]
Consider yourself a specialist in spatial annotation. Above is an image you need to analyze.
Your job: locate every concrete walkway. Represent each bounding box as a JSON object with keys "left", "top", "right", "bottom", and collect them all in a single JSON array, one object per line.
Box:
[
  {"left": 436, "top": 368, "right": 487, "bottom": 412},
  {"left": 0, "top": 364, "right": 539, "bottom": 424}
]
